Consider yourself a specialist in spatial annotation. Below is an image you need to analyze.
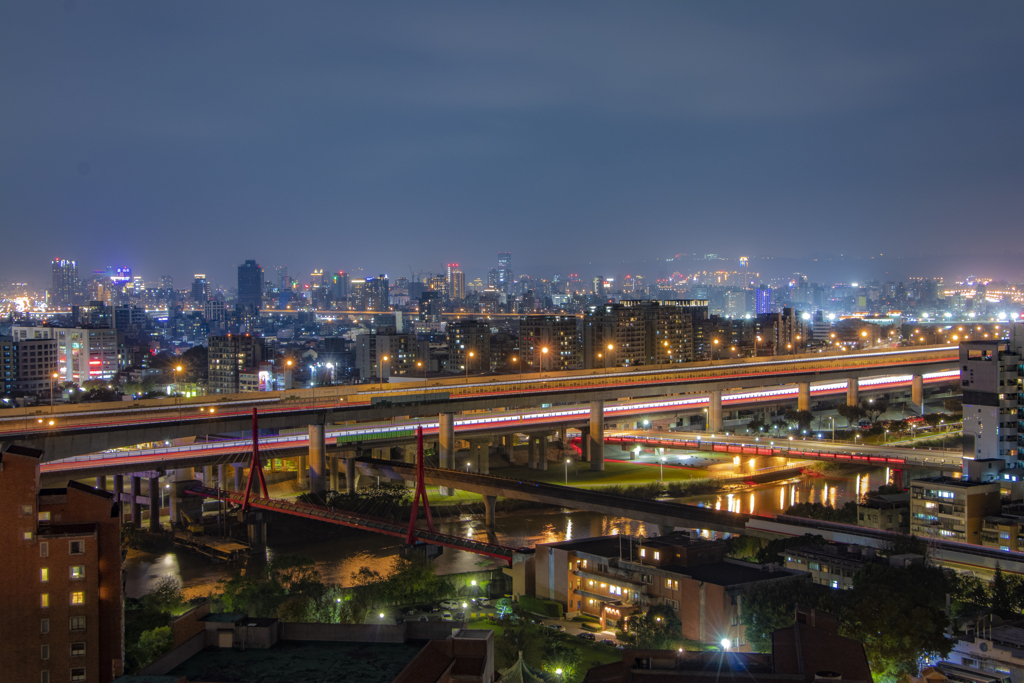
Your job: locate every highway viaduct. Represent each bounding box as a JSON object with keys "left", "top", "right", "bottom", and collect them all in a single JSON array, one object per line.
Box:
[{"left": 5, "top": 346, "right": 957, "bottom": 465}]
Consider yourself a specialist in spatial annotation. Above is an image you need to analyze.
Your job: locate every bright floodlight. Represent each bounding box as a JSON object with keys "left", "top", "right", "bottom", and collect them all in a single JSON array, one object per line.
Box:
[
  {"left": 721, "top": 638, "right": 731, "bottom": 649},
  {"left": 379, "top": 612, "right": 385, "bottom": 619}
]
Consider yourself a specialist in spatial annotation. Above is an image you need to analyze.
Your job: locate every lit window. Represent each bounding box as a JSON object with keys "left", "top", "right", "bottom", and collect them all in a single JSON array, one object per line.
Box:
[
  {"left": 40, "top": 568, "right": 48, "bottom": 582},
  {"left": 70, "top": 592, "right": 85, "bottom": 606},
  {"left": 654, "top": 552, "right": 660, "bottom": 560},
  {"left": 41, "top": 594, "right": 49, "bottom": 608},
  {"left": 24, "top": 531, "right": 34, "bottom": 541},
  {"left": 21, "top": 505, "right": 33, "bottom": 515},
  {"left": 70, "top": 642, "right": 85, "bottom": 657},
  {"left": 640, "top": 549, "right": 646, "bottom": 558},
  {"left": 70, "top": 566, "right": 84, "bottom": 580},
  {"left": 38, "top": 511, "right": 51, "bottom": 522}
]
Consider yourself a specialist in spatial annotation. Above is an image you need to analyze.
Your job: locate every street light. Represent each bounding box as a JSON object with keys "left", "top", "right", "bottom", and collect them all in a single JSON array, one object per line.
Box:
[
  {"left": 466, "top": 350, "right": 474, "bottom": 381},
  {"left": 49, "top": 373, "right": 59, "bottom": 412},
  {"left": 606, "top": 343, "right": 614, "bottom": 371},
  {"left": 660, "top": 456, "right": 666, "bottom": 483},
  {"left": 174, "top": 365, "right": 183, "bottom": 418},
  {"left": 712, "top": 339, "right": 720, "bottom": 361},
  {"left": 565, "top": 458, "right": 570, "bottom": 485},
  {"left": 380, "top": 355, "right": 389, "bottom": 391},
  {"left": 541, "top": 347, "right": 549, "bottom": 376}
]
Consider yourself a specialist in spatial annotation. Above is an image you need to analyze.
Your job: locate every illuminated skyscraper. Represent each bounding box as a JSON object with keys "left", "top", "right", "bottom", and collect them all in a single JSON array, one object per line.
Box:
[
  {"left": 755, "top": 285, "right": 771, "bottom": 315},
  {"left": 50, "top": 258, "right": 79, "bottom": 307},
  {"left": 191, "top": 274, "right": 210, "bottom": 303},
  {"left": 447, "top": 263, "right": 465, "bottom": 301},
  {"left": 497, "top": 252, "right": 513, "bottom": 293}
]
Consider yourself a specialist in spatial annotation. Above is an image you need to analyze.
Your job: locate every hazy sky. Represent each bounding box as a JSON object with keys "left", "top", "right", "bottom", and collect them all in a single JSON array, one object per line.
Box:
[{"left": 2, "top": 1, "right": 1022, "bottom": 288}]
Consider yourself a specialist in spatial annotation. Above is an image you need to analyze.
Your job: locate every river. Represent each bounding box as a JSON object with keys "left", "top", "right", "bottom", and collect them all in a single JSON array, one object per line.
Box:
[{"left": 124, "top": 464, "right": 912, "bottom": 600}]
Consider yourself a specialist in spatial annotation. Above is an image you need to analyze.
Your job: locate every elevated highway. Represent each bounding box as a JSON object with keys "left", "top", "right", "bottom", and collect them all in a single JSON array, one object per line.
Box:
[
  {"left": 38, "top": 370, "right": 960, "bottom": 481},
  {"left": 6, "top": 346, "right": 958, "bottom": 460}
]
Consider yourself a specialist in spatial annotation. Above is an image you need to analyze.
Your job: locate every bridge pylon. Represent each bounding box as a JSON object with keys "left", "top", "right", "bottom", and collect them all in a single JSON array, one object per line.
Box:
[
  {"left": 405, "top": 426, "right": 436, "bottom": 545},
  {"left": 242, "top": 408, "right": 269, "bottom": 512}
]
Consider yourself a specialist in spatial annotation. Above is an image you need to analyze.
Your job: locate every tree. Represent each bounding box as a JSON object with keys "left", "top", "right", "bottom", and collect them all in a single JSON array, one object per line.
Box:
[
  {"left": 494, "top": 621, "right": 539, "bottom": 669},
  {"left": 141, "top": 577, "right": 186, "bottom": 615},
  {"left": 619, "top": 604, "right": 682, "bottom": 649},
  {"left": 741, "top": 578, "right": 833, "bottom": 652},
  {"left": 879, "top": 533, "right": 927, "bottom": 557},
  {"left": 841, "top": 563, "right": 952, "bottom": 683},
  {"left": 922, "top": 413, "right": 943, "bottom": 427},
  {"left": 944, "top": 398, "right": 963, "bottom": 415},
  {"left": 134, "top": 626, "right": 173, "bottom": 668},
  {"left": 784, "top": 409, "right": 815, "bottom": 432},
  {"left": 862, "top": 400, "right": 888, "bottom": 424},
  {"left": 989, "top": 566, "right": 1021, "bottom": 619},
  {"left": 542, "top": 639, "right": 583, "bottom": 679},
  {"left": 836, "top": 404, "right": 866, "bottom": 427},
  {"left": 755, "top": 534, "right": 828, "bottom": 566}
]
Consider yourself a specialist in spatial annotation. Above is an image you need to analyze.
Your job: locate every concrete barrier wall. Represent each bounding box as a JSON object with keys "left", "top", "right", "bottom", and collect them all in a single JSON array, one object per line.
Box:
[
  {"left": 406, "top": 621, "right": 461, "bottom": 641},
  {"left": 137, "top": 632, "right": 205, "bottom": 676},
  {"left": 279, "top": 622, "right": 407, "bottom": 643}
]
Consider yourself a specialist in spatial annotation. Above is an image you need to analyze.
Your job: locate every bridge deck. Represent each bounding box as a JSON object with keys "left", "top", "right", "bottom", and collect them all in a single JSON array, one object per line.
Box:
[{"left": 183, "top": 485, "right": 522, "bottom": 564}]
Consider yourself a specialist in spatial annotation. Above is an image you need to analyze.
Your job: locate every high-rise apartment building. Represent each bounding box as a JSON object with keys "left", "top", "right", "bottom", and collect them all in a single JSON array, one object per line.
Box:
[
  {"left": 190, "top": 275, "right": 210, "bottom": 303},
  {"left": 446, "top": 264, "right": 465, "bottom": 301},
  {"left": 582, "top": 300, "right": 707, "bottom": 369},
  {"left": 51, "top": 258, "right": 79, "bottom": 308},
  {"left": 961, "top": 337, "right": 1022, "bottom": 462},
  {"left": 15, "top": 339, "right": 59, "bottom": 396},
  {"left": 1, "top": 336, "right": 14, "bottom": 395},
  {"left": 755, "top": 285, "right": 771, "bottom": 315},
  {"left": 355, "top": 328, "right": 421, "bottom": 380},
  {"left": 331, "top": 271, "right": 349, "bottom": 301},
  {"left": 497, "top": 252, "right": 513, "bottom": 293},
  {"left": 447, "top": 320, "right": 491, "bottom": 374},
  {"left": 519, "top": 315, "right": 581, "bottom": 372},
  {"left": 365, "top": 274, "right": 390, "bottom": 311},
  {"left": 592, "top": 276, "right": 606, "bottom": 298},
  {"left": 207, "top": 335, "right": 266, "bottom": 394},
  {"left": 12, "top": 327, "right": 125, "bottom": 384},
  {"left": 236, "top": 260, "right": 264, "bottom": 309},
  {"left": 908, "top": 476, "right": 1000, "bottom": 544},
  {"left": 0, "top": 444, "right": 124, "bottom": 683}
]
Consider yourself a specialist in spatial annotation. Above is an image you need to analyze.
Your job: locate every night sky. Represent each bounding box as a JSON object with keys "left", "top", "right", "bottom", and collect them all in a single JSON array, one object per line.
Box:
[{"left": 2, "top": 2, "right": 1022, "bottom": 288}]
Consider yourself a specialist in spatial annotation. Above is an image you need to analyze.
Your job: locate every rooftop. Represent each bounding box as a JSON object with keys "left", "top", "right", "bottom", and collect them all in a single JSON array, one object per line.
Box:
[
  {"left": 912, "top": 476, "right": 999, "bottom": 489},
  {"left": 664, "top": 560, "right": 800, "bottom": 587},
  {"left": 168, "top": 640, "right": 423, "bottom": 683}
]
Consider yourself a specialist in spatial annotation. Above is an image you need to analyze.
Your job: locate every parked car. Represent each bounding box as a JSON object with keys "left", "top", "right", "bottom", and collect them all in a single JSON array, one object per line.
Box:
[
  {"left": 402, "top": 608, "right": 418, "bottom": 616},
  {"left": 477, "top": 598, "right": 493, "bottom": 607},
  {"left": 440, "top": 599, "right": 461, "bottom": 610},
  {"left": 442, "top": 611, "right": 454, "bottom": 622},
  {"left": 454, "top": 612, "right": 466, "bottom": 621},
  {"left": 576, "top": 632, "right": 596, "bottom": 641},
  {"left": 546, "top": 624, "right": 565, "bottom": 632},
  {"left": 598, "top": 639, "right": 617, "bottom": 647}
]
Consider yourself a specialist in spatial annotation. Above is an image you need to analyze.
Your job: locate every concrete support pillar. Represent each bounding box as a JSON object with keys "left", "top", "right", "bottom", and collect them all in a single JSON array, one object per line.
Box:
[
  {"left": 203, "top": 465, "right": 214, "bottom": 486},
  {"left": 148, "top": 476, "right": 160, "bottom": 532},
  {"left": 95, "top": 476, "right": 105, "bottom": 490},
  {"left": 503, "top": 435, "right": 514, "bottom": 463},
  {"left": 169, "top": 481, "right": 179, "bottom": 527},
  {"left": 217, "top": 464, "right": 226, "bottom": 491},
  {"left": 470, "top": 440, "right": 489, "bottom": 475},
  {"left": 528, "top": 436, "right": 537, "bottom": 469},
  {"left": 308, "top": 423, "right": 327, "bottom": 494},
  {"left": 847, "top": 379, "right": 859, "bottom": 407},
  {"left": 536, "top": 435, "right": 548, "bottom": 471},
  {"left": 345, "top": 457, "right": 356, "bottom": 495},
  {"left": 912, "top": 374, "right": 924, "bottom": 413},
  {"left": 559, "top": 425, "right": 567, "bottom": 445},
  {"left": 579, "top": 426, "right": 590, "bottom": 462},
  {"left": 131, "top": 476, "right": 141, "bottom": 526},
  {"left": 298, "top": 454, "right": 308, "bottom": 489},
  {"left": 439, "top": 412, "right": 456, "bottom": 496},
  {"left": 797, "top": 382, "right": 810, "bottom": 412},
  {"left": 113, "top": 474, "right": 123, "bottom": 510},
  {"left": 484, "top": 495, "right": 497, "bottom": 529},
  {"left": 589, "top": 400, "right": 605, "bottom": 472},
  {"left": 234, "top": 464, "right": 244, "bottom": 491},
  {"left": 439, "top": 413, "right": 455, "bottom": 470},
  {"left": 708, "top": 390, "right": 723, "bottom": 432},
  {"left": 330, "top": 455, "right": 339, "bottom": 491}
]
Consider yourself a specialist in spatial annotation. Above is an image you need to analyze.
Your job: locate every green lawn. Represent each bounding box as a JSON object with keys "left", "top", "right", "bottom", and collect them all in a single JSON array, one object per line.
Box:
[{"left": 496, "top": 460, "right": 705, "bottom": 487}]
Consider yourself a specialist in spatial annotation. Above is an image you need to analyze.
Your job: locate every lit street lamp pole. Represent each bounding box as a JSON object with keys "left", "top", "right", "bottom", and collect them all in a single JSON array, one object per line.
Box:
[
  {"left": 466, "top": 351, "right": 474, "bottom": 382},
  {"left": 380, "top": 355, "right": 389, "bottom": 392},
  {"left": 50, "top": 373, "right": 58, "bottom": 412},
  {"left": 174, "top": 365, "right": 183, "bottom": 419},
  {"left": 660, "top": 456, "right": 665, "bottom": 483},
  {"left": 565, "top": 458, "right": 570, "bottom": 485},
  {"left": 540, "top": 347, "right": 549, "bottom": 377}
]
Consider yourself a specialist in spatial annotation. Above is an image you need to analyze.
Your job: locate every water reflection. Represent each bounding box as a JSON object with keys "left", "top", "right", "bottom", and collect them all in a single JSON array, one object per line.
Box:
[{"left": 124, "top": 466, "right": 906, "bottom": 600}]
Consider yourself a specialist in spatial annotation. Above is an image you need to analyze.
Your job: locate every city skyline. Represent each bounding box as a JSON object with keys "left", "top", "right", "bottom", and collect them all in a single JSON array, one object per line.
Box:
[{"left": 2, "top": 2, "right": 1023, "bottom": 287}]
